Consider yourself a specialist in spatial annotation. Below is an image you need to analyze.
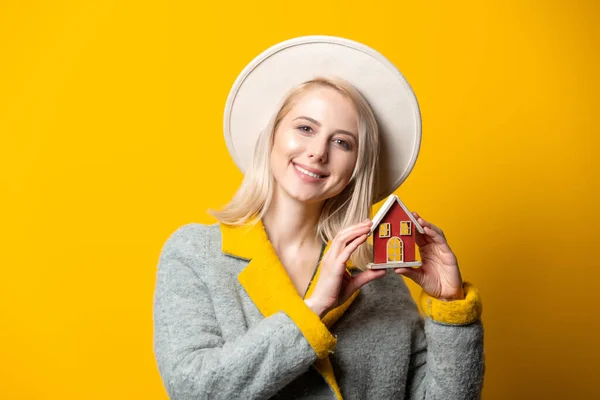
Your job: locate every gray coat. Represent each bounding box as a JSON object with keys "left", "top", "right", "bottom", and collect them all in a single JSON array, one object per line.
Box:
[{"left": 153, "top": 221, "right": 485, "bottom": 399}]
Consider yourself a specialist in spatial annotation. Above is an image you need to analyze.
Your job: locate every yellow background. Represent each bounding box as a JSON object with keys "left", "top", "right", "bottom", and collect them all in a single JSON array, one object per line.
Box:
[{"left": 1, "top": 1, "right": 598, "bottom": 398}]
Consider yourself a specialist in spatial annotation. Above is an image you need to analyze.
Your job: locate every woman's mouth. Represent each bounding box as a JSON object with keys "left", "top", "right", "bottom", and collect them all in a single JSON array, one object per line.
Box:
[{"left": 293, "top": 163, "right": 328, "bottom": 181}]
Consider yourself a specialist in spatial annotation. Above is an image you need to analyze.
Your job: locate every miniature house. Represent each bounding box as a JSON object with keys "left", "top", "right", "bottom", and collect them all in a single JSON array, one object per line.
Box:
[{"left": 367, "top": 194, "right": 424, "bottom": 270}]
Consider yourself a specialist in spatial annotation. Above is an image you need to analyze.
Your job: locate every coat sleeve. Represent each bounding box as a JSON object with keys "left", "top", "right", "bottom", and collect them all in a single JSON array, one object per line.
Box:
[
  {"left": 152, "top": 225, "right": 332, "bottom": 400},
  {"left": 405, "top": 283, "right": 485, "bottom": 400}
]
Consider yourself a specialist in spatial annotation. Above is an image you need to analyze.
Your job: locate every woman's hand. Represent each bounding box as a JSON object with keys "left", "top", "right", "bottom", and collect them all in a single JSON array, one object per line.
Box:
[
  {"left": 394, "top": 212, "right": 465, "bottom": 301},
  {"left": 304, "top": 219, "right": 386, "bottom": 318}
]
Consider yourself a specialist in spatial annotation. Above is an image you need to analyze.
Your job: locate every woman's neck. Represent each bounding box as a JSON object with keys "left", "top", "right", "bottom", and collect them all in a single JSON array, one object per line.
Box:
[{"left": 261, "top": 191, "right": 324, "bottom": 256}]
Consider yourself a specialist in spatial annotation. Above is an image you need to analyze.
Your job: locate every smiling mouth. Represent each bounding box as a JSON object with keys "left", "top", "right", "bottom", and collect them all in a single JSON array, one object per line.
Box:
[{"left": 293, "top": 163, "right": 328, "bottom": 179}]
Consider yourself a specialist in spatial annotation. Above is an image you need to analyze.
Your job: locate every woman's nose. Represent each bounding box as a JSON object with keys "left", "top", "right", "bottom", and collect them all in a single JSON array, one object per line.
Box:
[{"left": 308, "top": 139, "right": 328, "bottom": 162}]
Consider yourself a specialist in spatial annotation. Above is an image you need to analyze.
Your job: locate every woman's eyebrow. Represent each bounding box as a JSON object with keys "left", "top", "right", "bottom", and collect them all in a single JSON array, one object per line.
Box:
[
  {"left": 293, "top": 116, "right": 357, "bottom": 140},
  {"left": 294, "top": 116, "right": 322, "bottom": 126}
]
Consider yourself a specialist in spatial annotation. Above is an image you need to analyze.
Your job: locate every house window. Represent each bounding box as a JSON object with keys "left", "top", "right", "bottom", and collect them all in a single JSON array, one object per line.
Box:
[
  {"left": 387, "top": 237, "right": 403, "bottom": 262},
  {"left": 400, "top": 221, "right": 412, "bottom": 235},
  {"left": 379, "top": 223, "right": 390, "bottom": 238}
]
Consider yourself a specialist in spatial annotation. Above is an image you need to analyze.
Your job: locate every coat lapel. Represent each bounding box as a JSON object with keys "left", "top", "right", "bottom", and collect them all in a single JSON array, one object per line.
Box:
[{"left": 220, "top": 218, "right": 358, "bottom": 399}]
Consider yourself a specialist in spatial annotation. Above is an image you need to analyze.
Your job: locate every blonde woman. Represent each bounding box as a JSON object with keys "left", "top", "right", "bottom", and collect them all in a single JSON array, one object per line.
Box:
[{"left": 153, "top": 36, "right": 484, "bottom": 399}]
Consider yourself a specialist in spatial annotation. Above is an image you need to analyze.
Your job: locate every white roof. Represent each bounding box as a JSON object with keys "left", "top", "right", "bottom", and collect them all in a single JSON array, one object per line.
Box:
[{"left": 370, "top": 194, "right": 424, "bottom": 235}]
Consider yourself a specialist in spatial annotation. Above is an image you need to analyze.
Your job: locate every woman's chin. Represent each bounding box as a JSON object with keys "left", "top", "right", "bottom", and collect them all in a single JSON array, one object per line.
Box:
[
  {"left": 292, "top": 193, "right": 324, "bottom": 204},
  {"left": 284, "top": 187, "right": 327, "bottom": 204},
  {"left": 275, "top": 181, "right": 342, "bottom": 205}
]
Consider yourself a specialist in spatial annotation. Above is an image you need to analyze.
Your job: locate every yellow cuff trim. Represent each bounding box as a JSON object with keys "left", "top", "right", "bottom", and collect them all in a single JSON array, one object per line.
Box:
[
  {"left": 420, "top": 282, "right": 482, "bottom": 325},
  {"left": 285, "top": 300, "right": 337, "bottom": 359}
]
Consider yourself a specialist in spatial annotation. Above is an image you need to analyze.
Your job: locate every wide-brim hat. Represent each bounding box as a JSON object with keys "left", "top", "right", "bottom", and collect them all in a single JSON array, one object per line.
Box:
[{"left": 223, "top": 35, "right": 421, "bottom": 203}]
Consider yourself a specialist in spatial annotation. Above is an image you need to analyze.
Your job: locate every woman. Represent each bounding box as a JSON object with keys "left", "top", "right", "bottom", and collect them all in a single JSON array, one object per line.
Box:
[{"left": 153, "top": 36, "right": 484, "bottom": 399}]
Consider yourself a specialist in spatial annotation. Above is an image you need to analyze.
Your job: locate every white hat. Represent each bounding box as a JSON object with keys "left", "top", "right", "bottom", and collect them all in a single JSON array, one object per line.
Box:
[{"left": 223, "top": 35, "right": 421, "bottom": 203}]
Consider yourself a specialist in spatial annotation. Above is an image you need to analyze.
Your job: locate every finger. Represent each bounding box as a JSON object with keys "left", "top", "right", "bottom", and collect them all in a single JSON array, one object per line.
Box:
[
  {"left": 346, "top": 269, "right": 386, "bottom": 294},
  {"left": 337, "top": 233, "right": 369, "bottom": 266},
  {"left": 423, "top": 226, "right": 447, "bottom": 245},
  {"left": 322, "top": 226, "right": 363, "bottom": 268},
  {"left": 338, "top": 220, "right": 369, "bottom": 236},
  {"left": 329, "top": 223, "right": 372, "bottom": 255},
  {"left": 329, "top": 225, "right": 370, "bottom": 257},
  {"left": 348, "top": 218, "right": 373, "bottom": 232},
  {"left": 414, "top": 227, "right": 429, "bottom": 248},
  {"left": 415, "top": 215, "right": 445, "bottom": 239},
  {"left": 333, "top": 220, "right": 371, "bottom": 243},
  {"left": 411, "top": 212, "right": 432, "bottom": 246},
  {"left": 412, "top": 211, "right": 446, "bottom": 237},
  {"left": 394, "top": 267, "right": 424, "bottom": 284}
]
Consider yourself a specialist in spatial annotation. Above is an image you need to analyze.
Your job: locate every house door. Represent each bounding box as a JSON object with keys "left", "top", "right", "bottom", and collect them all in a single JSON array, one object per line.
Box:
[{"left": 387, "top": 237, "right": 403, "bottom": 262}]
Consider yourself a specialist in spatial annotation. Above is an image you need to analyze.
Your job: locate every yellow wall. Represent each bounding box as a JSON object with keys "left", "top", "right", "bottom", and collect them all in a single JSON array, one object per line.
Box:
[{"left": 1, "top": 1, "right": 598, "bottom": 398}]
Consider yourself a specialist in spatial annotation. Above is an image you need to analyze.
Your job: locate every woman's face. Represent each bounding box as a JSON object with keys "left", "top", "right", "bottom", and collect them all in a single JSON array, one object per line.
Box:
[{"left": 270, "top": 86, "right": 359, "bottom": 205}]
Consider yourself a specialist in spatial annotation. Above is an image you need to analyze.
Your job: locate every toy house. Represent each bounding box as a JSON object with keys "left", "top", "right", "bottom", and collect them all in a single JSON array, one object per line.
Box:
[{"left": 367, "top": 194, "right": 425, "bottom": 270}]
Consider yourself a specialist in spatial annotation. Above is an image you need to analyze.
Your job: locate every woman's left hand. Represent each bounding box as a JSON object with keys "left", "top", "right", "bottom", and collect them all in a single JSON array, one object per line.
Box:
[{"left": 394, "top": 212, "right": 465, "bottom": 301}]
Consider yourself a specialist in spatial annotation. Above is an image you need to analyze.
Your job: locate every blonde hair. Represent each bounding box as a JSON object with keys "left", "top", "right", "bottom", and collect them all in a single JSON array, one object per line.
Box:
[{"left": 209, "top": 77, "right": 380, "bottom": 271}]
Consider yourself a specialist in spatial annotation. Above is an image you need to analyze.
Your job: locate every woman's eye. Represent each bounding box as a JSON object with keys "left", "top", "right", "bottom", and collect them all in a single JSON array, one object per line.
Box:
[
  {"left": 298, "top": 125, "right": 313, "bottom": 133},
  {"left": 334, "top": 139, "right": 351, "bottom": 150}
]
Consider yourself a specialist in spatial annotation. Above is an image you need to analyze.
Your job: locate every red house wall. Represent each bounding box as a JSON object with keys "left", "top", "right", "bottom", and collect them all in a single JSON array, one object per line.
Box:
[{"left": 373, "top": 202, "right": 417, "bottom": 264}]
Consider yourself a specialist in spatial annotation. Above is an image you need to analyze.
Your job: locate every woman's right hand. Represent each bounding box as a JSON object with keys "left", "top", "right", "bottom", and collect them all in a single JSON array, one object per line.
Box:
[{"left": 304, "top": 219, "right": 387, "bottom": 318}]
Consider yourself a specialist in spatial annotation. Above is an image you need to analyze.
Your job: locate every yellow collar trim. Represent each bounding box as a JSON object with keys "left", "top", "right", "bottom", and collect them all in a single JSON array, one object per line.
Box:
[
  {"left": 221, "top": 219, "right": 356, "bottom": 399},
  {"left": 220, "top": 219, "right": 357, "bottom": 323}
]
